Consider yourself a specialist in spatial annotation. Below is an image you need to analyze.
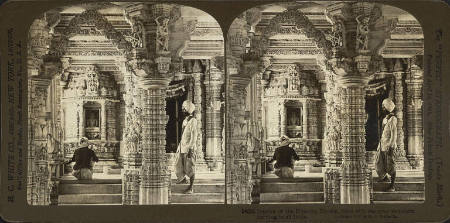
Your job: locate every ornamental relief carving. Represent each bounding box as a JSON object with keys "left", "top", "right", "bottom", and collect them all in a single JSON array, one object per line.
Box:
[
  {"left": 64, "top": 66, "right": 117, "bottom": 98},
  {"left": 50, "top": 9, "right": 133, "bottom": 57},
  {"left": 252, "top": 8, "right": 333, "bottom": 58}
]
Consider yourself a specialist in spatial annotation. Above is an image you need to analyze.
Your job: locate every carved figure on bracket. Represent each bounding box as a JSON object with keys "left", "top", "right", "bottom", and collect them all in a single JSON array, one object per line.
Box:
[
  {"left": 125, "top": 18, "right": 144, "bottom": 48},
  {"left": 356, "top": 15, "right": 370, "bottom": 51},
  {"left": 325, "top": 17, "right": 344, "bottom": 48},
  {"left": 155, "top": 16, "right": 170, "bottom": 52}
]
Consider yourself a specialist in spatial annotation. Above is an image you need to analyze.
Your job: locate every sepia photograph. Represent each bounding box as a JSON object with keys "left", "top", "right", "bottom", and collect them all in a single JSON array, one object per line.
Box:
[
  {"left": 1, "top": 0, "right": 449, "bottom": 222},
  {"left": 27, "top": 2, "right": 225, "bottom": 205},
  {"left": 226, "top": 1, "right": 424, "bottom": 204}
]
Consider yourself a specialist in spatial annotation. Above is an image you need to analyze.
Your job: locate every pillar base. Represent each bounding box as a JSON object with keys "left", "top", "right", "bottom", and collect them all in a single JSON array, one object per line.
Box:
[{"left": 139, "top": 186, "right": 169, "bottom": 205}]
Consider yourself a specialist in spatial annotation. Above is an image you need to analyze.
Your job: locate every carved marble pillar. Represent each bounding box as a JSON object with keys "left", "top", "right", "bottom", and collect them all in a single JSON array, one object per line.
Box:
[
  {"left": 28, "top": 77, "right": 51, "bottom": 205},
  {"left": 302, "top": 100, "right": 308, "bottom": 138},
  {"left": 324, "top": 2, "right": 397, "bottom": 203},
  {"left": 192, "top": 69, "right": 208, "bottom": 171},
  {"left": 406, "top": 63, "right": 424, "bottom": 169},
  {"left": 229, "top": 75, "right": 253, "bottom": 204},
  {"left": 101, "top": 101, "right": 107, "bottom": 140},
  {"left": 393, "top": 59, "right": 411, "bottom": 169},
  {"left": 280, "top": 100, "right": 287, "bottom": 137},
  {"left": 323, "top": 71, "right": 342, "bottom": 167},
  {"left": 120, "top": 62, "right": 142, "bottom": 205},
  {"left": 338, "top": 76, "right": 370, "bottom": 204},
  {"left": 138, "top": 81, "right": 170, "bottom": 205},
  {"left": 205, "top": 66, "right": 223, "bottom": 171}
]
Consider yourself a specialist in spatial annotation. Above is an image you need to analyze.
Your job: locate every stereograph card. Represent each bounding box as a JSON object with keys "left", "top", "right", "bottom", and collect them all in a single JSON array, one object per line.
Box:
[{"left": 0, "top": 0, "right": 449, "bottom": 222}]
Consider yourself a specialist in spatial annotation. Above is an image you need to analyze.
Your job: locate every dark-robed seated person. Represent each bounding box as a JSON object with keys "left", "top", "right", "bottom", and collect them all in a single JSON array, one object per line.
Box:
[
  {"left": 268, "top": 135, "right": 300, "bottom": 178},
  {"left": 66, "top": 137, "right": 99, "bottom": 180}
]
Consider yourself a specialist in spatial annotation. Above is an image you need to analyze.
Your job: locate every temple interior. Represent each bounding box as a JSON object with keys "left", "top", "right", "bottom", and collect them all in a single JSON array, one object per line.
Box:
[{"left": 27, "top": 2, "right": 424, "bottom": 205}]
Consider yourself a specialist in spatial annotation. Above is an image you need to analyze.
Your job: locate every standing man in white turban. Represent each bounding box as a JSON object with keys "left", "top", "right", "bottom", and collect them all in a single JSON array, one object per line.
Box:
[
  {"left": 175, "top": 100, "right": 198, "bottom": 194},
  {"left": 376, "top": 98, "right": 397, "bottom": 192}
]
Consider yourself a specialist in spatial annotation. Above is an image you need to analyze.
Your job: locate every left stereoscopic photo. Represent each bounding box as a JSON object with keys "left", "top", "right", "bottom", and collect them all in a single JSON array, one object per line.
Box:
[{"left": 27, "top": 2, "right": 225, "bottom": 205}]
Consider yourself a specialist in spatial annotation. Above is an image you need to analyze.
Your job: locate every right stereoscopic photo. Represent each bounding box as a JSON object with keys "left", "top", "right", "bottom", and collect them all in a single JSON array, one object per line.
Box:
[{"left": 225, "top": 2, "right": 424, "bottom": 204}]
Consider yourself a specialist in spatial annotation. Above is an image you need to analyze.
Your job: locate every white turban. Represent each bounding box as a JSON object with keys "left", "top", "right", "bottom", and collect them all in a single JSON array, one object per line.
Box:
[
  {"left": 382, "top": 98, "right": 395, "bottom": 113},
  {"left": 182, "top": 100, "right": 196, "bottom": 114},
  {"left": 280, "top": 135, "right": 290, "bottom": 147}
]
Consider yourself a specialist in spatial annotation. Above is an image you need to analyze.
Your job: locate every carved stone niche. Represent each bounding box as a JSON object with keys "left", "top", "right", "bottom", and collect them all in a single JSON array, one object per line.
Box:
[
  {"left": 84, "top": 102, "right": 101, "bottom": 140},
  {"left": 285, "top": 100, "right": 303, "bottom": 139}
]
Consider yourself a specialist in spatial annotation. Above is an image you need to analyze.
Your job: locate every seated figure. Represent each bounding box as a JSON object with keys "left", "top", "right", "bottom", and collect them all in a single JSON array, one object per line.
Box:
[
  {"left": 268, "top": 135, "right": 300, "bottom": 178},
  {"left": 66, "top": 137, "right": 99, "bottom": 180}
]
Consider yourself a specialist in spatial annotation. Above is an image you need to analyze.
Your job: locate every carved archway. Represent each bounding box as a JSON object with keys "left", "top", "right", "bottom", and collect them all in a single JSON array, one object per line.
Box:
[
  {"left": 250, "top": 8, "right": 333, "bottom": 59},
  {"left": 49, "top": 9, "right": 133, "bottom": 58}
]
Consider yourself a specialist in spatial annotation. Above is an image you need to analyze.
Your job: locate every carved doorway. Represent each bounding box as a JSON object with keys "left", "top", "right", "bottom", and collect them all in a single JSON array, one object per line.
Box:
[
  {"left": 166, "top": 89, "right": 187, "bottom": 153},
  {"left": 365, "top": 81, "right": 390, "bottom": 151}
]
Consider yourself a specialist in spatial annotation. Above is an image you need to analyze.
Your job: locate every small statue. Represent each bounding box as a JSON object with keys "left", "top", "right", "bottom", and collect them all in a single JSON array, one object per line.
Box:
[
  {"left": 356, "top": 15, "right": 370, "bottom": 50},
  {"left": 155, "top": 16, "right": 170, "bottom": 52}
]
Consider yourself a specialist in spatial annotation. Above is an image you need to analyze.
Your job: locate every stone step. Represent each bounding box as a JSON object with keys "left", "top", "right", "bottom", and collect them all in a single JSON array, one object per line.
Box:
[
  {"left": 261, "top": 182, "right": 323, "bottom": 193},
  {"left": 373, "top": 177, "right": 424, "bottom": 182},
  {"left": 260, "top": 201, "right": 324, "bottom": 204},
  {"left": 170, "top": 178, "right": 224, "bottom": 184},
  {"left": 373, "top": 191, "right": 424, "bottom": 201},
  {"left": 59, "top": 194, "right": 121, "bottom": 204},
  {"left": 260, "top": 192, "right": 324, "bottom": 203},
  {"left": 373, "top": 182, "right": 424, "bottom": 191},
  {"left": 170, "top": 193, "right": 224, "bottom": 203},
  {"left": 60, "top": 179, "right": 121, "bottom": 184},
  {"left": 171, "top": 184, "right": 224, "bottom": 193},
  {"left": 373, "top": 200, "right": 424, "bottom": 204},
  {"left": 261, "top": 177, "right": 323, "bottom": 183},
  {"left": 59, "top": 184, "right": 121, "bottom": 195},
  {"left": 60, "top": 203, "right": 122, "bottom": 206}
]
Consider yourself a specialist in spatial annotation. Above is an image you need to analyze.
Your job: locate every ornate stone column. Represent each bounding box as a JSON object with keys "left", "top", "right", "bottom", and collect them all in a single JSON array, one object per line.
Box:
[
  {"left": 405, "top": 60, "right": 424, "bottom": 169},
  {"left": 302, "top": 100, "right": 308, "bottom": 138},
  {"left": 138, "top": 78, "right": 171, "bottom": 205},
  {"left": 323, "top": 70, "right": 342, "bottom": 167},
  {"left": 226, "top": 13, "right": 255, "bottom": 204},
  {"left": 101, "top": 101, "right": 107, "bottom": 140},
  {"left": 205, "top": 65, "right": 224, "bottom": 171},
  {"left": 123, "top": 3, "right": 181, "bottom": 205},
  {"left": 325, "top": 2, "right": 396, "bottom": 204},
  {"left": 29, "top": 77, "right": 51, "bottom": 205},
  {"left": 118, "top": 57, "right": 142, "bottom": 205},
  {"left": 338, "top": 75, "right": 370, "bottom": 204},
  {"left": 27, "top": 14, "right": 53, "bottom": 205},
  {"left": 280, "top": 100, "right": 287, "bottom": 137},
  {"left": 393, "top": 59, "right": 411, "bottom": 169},
  {"left": 192, "top": 63, "right": 209, "bottom": 171}
]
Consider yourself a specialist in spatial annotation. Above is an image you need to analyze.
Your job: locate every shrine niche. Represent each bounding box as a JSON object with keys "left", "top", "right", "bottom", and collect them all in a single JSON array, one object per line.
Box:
[
  {"left": 61, "top": 65, "right": 120, "bottom": 172},
  {"left": 285, "top": 101, "right": 303, "bottom": 138},
  {"left": 84, "top": 102, "right": 101, "bottom": 140},
  {"left": 261, "top": 64, "right": 323, "bottom": 166}
]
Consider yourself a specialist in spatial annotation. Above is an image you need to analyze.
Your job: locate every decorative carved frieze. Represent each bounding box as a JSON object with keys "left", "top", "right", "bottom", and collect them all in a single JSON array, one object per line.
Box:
[
  {"left": 49, "top": 9, "right": 133, "bottom": 57},
  {"left": 251, "top": 8, "right": 333, "bottom": 58}
]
